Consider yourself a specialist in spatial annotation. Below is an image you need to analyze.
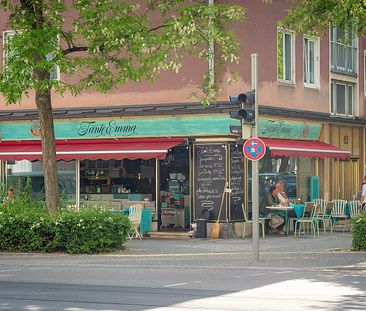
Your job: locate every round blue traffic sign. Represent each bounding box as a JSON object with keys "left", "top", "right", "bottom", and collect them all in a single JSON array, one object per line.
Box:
[{"left": 243, "top": 138, "right": 266, "bottom": 161}]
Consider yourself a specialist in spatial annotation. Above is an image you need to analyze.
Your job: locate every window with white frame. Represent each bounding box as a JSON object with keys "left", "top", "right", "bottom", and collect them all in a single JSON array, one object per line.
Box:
[
  {"left": 277, "top": 29, "right": 295, "bottom": 83},
  {"left": 331, "top": 80, "right": 355, "bottom": 116},
  {"left": 303, "top": 36, "right": 320, "bottom": 88},
  {"left": 364, "top": 50, "right": 366, "bottom": 95},
  {"left": 2, "top": 30, "right": 59, "bottom": 81},
  {"left": 330, "top": 27, "right": 357, "bottom": 75},
  {"left": 2, "top": 30, "right": 16, "bottom": 68}
]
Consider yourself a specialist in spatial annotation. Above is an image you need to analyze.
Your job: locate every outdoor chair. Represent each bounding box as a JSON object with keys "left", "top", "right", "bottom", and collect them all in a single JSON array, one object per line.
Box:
[
  {"left": 242, "top": 204, "right": 268, "bottom": 238},
  {"left": 349, "top": 200, "right": 360, "bottom": 219},
  {"left": 128, "top": 204, "right": 143, "bottom": 240},
  {"left": 331, "top": 199, "right": 349, "bottom": 233},
  {"left": 349, "top": 200, "right": 361, "bottom": 232},
  {"left": 314, "top": 198, "right": 330, "bottom": 234},
  {"left": 294, "top": 202, "right": 319, "bottom": 237}
]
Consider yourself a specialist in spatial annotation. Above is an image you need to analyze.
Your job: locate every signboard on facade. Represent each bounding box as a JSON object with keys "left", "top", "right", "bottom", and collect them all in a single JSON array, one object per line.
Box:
[
  {"left": 259, "top": 119, "right": 321, "bottom": 140},
  {"left": 0, "top": 115, "right": 241, "bottom": 141}
]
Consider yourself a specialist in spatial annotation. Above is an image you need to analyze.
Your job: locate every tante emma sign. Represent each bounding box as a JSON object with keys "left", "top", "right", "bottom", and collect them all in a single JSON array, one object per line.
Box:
[{"left": 0, "top": 115, "right": 240, "bottom": 140}]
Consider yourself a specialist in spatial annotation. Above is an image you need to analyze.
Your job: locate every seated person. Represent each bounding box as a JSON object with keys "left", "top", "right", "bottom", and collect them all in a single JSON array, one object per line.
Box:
[
  {"left": 275, "top": 180, "right": 289, "bottom": 206},
  {"left": 259, "top": 185, "right": 285, "bottom": 234},
  {"left": 275, "top": 180, "right": 297, "bottom": 218}
]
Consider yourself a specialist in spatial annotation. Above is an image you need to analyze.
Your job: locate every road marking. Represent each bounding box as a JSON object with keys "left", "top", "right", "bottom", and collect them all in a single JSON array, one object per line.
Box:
[
  {"left": 0, "top": 269, "right": 19, "bottom": 273},
  {"left": 163, "top": 282, "right": 188, "bottom": 287}
]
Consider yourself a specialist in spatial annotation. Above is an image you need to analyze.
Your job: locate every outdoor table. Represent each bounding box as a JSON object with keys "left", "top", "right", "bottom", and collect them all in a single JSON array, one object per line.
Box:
[
  {"left": 293, "top": 204, "right": 305, "bottom": 219},
  {"left": 266, "top": 205, "right": 295, "bottom": 236}
]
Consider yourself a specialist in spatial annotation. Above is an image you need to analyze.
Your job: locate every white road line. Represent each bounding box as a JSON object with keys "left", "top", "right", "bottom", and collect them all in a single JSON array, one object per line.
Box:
[{"left": 163, "top": 282, "right": 188, "bottom": 287}]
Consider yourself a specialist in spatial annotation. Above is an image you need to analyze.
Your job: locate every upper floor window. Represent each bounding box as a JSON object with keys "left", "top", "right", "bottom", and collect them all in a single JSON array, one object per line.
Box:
[
  {"left": 330, "top": 27, "right": 357, "bottom": 75},
  {"left": 331, "top": 80, "right": 355, "bottom": 117},
  {"left": 2, "top": 30, "right": 59, "bottom": 81},
  {"left": 277, "top": 29, "right": 295, "bottom": 84},
  {"left": 303, "top": 36, "right": 320, "bottom": 88},
  {"left": 2, "top": 30, "right": 16, "bottom": 68},
  {"left": 364, "top": 50, "right": 366, "bottom": 96}
]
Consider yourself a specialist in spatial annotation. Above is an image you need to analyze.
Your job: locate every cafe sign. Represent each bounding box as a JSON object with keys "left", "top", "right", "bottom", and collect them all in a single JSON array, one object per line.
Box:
[
  {"left": 0, "top": 115, "right": 241, "bottom": 140},
  {"left": 258, "top": 119, "right": 321, "bottom": 140}
]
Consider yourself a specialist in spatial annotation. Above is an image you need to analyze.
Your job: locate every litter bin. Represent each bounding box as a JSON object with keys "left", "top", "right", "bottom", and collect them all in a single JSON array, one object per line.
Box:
[{"left": 196, "top": 219, "right": 207, "bottom": 238}]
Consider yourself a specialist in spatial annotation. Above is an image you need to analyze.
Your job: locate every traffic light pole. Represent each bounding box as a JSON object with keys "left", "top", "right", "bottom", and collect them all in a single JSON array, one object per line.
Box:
[{"left": 251, "top": 54, "right": 259, "bottom": 262}]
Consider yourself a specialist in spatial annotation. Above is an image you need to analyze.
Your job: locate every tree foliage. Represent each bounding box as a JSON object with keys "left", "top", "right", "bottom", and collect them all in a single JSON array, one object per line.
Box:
[
  {"left": 0, "top": 0, "right": 245, "bottom": 105},
  {"left": 0, "top": 1, "right": 244, "bottom": 213},
  {"left": 279, "top": 0, "right": 366, "bottom": 36}
]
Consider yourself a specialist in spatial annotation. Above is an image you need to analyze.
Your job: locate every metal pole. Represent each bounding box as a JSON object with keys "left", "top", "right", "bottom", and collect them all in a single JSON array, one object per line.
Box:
[
  {"left": 251, "top": 53, "right": 259, "bottom": 262},
  {"left": 76, "top": 160, "right": 80, "bottom": 211}
]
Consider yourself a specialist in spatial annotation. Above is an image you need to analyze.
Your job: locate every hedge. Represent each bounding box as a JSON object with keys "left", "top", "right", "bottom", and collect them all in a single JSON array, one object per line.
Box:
[
  {"left": 0, "top": 195, "right": 131, "bottom": 254},
  {"left": 351, "top": 213, "right": 366, "bottom": 251}
]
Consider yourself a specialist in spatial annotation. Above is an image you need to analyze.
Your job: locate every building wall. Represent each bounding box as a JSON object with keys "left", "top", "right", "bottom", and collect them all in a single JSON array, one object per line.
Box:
[
  {"left": 0, "top": 1, "right": 365, "bottom": 119},
  {"left": 225, "top": 0, "right": 331, "bottom": 114}
]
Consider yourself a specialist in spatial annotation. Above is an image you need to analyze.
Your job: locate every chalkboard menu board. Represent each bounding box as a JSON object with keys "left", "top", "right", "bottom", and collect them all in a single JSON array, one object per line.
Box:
[
  {"left": 194, "top": 144, "right": 227, "bottom": 221},
  {"left": 230, "top": 144, "right": 245, "bottom": 220}
]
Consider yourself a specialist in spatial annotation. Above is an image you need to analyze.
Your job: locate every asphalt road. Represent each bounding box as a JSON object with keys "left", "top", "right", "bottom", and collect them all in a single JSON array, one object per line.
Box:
[{"left": 0, "top": 233, "right": 365, "bottom": 310}]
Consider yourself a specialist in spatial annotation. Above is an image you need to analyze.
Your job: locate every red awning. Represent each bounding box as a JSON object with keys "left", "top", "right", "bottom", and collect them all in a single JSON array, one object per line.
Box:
[
  {"left": 262, "top": 138, "right": 350, "bottom": 159},
  {"left": 0, "top": 138, "right": 185, "bottom": 161}
]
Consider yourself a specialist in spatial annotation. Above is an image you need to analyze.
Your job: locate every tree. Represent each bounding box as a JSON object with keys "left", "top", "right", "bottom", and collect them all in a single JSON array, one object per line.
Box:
[
  {"left": 0, "top": 0, "right": 244, "bottom": 213},
  {"left": 279, "top": 0, "right": 366, "bottom": 36}
]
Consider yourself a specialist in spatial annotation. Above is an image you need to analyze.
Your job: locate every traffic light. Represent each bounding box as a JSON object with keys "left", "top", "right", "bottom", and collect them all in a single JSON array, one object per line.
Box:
[{"left": 229, "top": 91, "right": 255, "bottom": 124}]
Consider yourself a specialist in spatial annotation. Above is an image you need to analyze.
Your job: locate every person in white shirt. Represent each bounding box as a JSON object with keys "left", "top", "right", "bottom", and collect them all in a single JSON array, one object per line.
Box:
[
  {"left": 275, "top": 180, "right": 297, "bottom": 220},
  {"left": 359, "top": 175, "right": 366, "bottom": 210},
  {"left": 275, "top": 180, "right": 289, "bottom": 206}
]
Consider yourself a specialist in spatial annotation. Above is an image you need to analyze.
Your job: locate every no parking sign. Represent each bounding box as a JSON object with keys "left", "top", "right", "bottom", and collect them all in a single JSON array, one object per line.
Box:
[{"left": 243, "top": 138, "right": 266, "bottom": 161}]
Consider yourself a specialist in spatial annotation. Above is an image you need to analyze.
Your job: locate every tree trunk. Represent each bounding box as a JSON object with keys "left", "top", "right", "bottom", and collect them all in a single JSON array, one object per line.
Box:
[{"left": 35, "top": 84, "right": 60, "bottom": 213}]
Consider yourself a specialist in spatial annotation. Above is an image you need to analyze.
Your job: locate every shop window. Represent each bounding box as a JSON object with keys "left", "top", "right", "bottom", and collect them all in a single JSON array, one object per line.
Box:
[
  {"left": 160, "top": 146, "right": 190, "bottom": 196},
  {"left": 6, "top": 160, "right": 76, "bottom": 203},
  {"left": 277, "top": 28, "right": 295, "bottom": 84},
  {"left": 252, "top": 153, "right": 315, "bottom": 204},
  {"left": 80, "top": 159, "right": 156, "bottom": 201},
  {"left": 159, "top": 145, "right": 190, "bottom": 229}
]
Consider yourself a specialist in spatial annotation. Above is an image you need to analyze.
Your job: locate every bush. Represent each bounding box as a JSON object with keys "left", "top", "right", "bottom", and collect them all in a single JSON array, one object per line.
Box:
[
  {"left": 0, "top": 204, "right": 131, "bottom": 254},
  {"left": 48, "top": 207, "right": 131, "bottom": 254},
  {"left": 0, "top": 182, "right": 132, "bottom": 254},
  {"left": 351, "top": 213, "right": 366, "bottom": 251}
]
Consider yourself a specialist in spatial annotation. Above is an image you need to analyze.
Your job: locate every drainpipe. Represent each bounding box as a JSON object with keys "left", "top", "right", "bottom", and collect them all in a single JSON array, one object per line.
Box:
[
  {"left": 364, "top": 127, "right": 366, "bottom": 177},
  {"left": 76, "top": 160, "right": 80, "bottom": 211},
  {"left": 208, "top": 0, "right": 215, "bottom": 86}
]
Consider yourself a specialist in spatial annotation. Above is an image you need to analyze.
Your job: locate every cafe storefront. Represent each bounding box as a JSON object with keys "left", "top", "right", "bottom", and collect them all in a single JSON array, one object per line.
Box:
[
  {"left": 0, "top": 112, "right": 245, "bottom": 232},
  {"left": 251, "top": 118, "right": 360, "bottom": 208},
  {"left": 0, "top": 111, "right": 361, "bottom": 236}
]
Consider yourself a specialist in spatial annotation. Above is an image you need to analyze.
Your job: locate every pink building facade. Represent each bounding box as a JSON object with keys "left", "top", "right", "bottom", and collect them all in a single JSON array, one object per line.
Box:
[{"left": 0, "top": 1, "right": 364, "bottom": 236}]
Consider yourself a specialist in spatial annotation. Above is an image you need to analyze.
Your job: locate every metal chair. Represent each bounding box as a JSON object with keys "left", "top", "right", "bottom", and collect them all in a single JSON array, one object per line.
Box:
[
  {"left": 314, "top": 198, "right": 330, "bottom": 234},
  {"left": 294, "top": 202, "right": 319, "bottom": 237},
  {"left": 128, "top": 204, "right": 143, "bottom": 240},
  {"left": 242, "top": 204, "right": 268, "bottom": 238},
  {"left": 348, "top": 200, "right": 361, "bottom": 233},
  {"left": 349, "top": 200, "right": 360, "bottom": 219},
  {"left": 331, "top": 199, "right": 349, "bottom": 233}
]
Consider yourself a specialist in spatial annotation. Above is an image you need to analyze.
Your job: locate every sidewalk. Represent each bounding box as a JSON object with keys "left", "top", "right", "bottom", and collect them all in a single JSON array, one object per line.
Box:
[{"left": 124, "top": 231, "right": 366, "bottom": 270}]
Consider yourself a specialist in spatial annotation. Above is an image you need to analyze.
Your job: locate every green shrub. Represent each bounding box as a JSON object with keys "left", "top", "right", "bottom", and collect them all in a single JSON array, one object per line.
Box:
[
  {"left": 48, "top": 207, "right": 131, "bottom": 254},
  {"left": 351, "top": 213, "right": 366, "bottom": 251},
  {"left": 0, "top": 204, "right": 131, "bottom": 254},
  {"left": 0, "top": 181, "right": 132, "bottom": 254}
]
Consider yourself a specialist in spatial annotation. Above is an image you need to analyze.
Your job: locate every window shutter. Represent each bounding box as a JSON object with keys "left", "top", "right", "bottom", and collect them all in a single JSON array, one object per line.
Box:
[{"left": 310, "top": 176, "right": 320, "bottom": 201}]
